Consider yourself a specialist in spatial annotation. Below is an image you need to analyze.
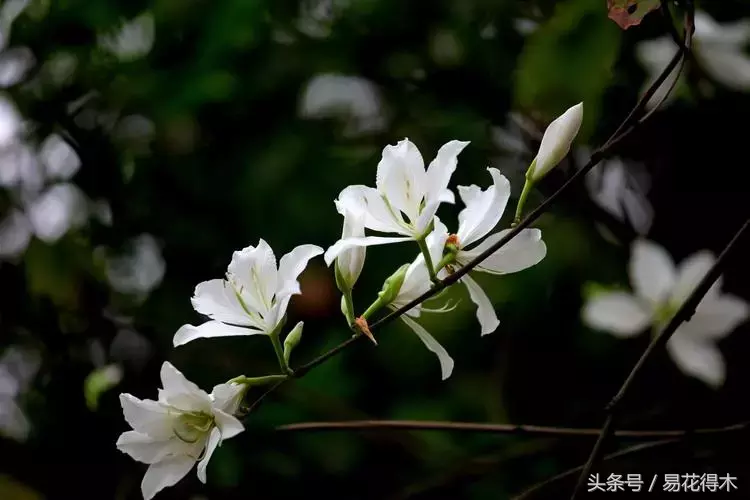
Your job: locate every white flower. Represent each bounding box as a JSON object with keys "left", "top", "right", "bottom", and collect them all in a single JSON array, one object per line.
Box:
[
  {"left": 388, "top": 218, "right": 455, "bottom": 380},
  {"left": 116, "top": 362, "right": 245, "bottom": 500},
  {"left": 438, "top": 168, "right": 548, "bottom": 335},
  {"left": 333, "top": 191, "right": 366, "bottom": 291},
  {"left": 527, "top": 103, "right": 583, "bottom": 182},
  {"left": 583, "top": 239, "right": 750, "bottom": 388},
  {"left": 324, "top": 138, "right": 469, "bottom": 265},
  {"left": 173, "top": 240, "right": 323, "bottom": 347},
  {"left": 98, "top": 12, "right": 155, "bottom": 61},
  {"left": 636, "top": 11, "right": 750, "bottom": 108}
]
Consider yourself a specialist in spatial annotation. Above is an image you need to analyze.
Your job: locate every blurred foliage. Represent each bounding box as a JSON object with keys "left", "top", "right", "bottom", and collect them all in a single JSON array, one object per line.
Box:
[{"left": 1, "top": 0, "right": 750, "bottom": 499}]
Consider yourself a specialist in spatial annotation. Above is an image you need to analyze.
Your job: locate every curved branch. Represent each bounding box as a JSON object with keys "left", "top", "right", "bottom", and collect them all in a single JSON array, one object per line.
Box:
[
  {"left": 244, "top": 2, "right": 696, "bottom": 416},
  {"left": 275, "top": 419, "right": 748, "bottom": 439}
]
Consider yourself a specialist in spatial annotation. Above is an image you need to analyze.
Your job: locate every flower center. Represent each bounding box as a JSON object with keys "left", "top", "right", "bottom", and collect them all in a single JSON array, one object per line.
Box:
[{"left": 172, "top": 411, "right": 214, "bottom": 444}]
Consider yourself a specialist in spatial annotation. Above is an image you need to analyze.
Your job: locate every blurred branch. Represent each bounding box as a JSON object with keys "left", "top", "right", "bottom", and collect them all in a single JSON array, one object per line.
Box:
[
  {"left": 245, "top": 0, "right": 696, "bottom": 416},
  {"left": 275, "top": 419, "right": 749, "bottom": 438},
  {"left": 513, "top": 439, "right": 680, "bottom": 500}
]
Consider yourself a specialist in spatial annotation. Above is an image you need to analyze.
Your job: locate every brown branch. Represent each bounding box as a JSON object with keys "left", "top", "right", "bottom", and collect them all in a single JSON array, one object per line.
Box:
[
  {"left": 244, "top": 1, "right": 694, "bottom": 416},
  {"left": 275, "top": 419, "right": 749, "bottom": 438}
]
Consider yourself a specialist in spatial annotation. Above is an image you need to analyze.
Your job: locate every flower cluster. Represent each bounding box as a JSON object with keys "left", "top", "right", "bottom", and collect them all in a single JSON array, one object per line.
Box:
[{"left": 116, "top": 102, "right": 584, "bottom": 498}]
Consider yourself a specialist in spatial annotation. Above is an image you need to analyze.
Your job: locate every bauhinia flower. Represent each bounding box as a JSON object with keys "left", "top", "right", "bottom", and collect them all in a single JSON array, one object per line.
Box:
[
  {"left": 636, "top": 11, "right": 750, "bottom": 109},
  {"left": 323, "top": 138, "right": 469, "bottom": 265},
  {"left": 173, "top": 240, "right": 323, "bottom": 347},
  {"left": 438, "top": 168, "right": 548, "bottom": 335},
  {"left": 116, "top": 362, "right": 245, "bottom": 500},
  {"left": 526, "top": 102, "right": 583, "bottom": 183},
  {"left": 582, "top": 239, "right": 750, "bottom": 388},
  {"left": 387, "top": 218, "right": 455, "bottom": 380},
  {"left": 333, "top": 192, "right": 366, "bottom": 293}
]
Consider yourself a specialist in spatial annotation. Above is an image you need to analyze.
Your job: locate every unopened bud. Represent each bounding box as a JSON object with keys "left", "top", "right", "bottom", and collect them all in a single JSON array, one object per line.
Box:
[
  {"left": 283, "top": 321, "right": 304, "bottom": 366},
  {"left": 527, "top": 102, "right": 583, "bottom": 182}
]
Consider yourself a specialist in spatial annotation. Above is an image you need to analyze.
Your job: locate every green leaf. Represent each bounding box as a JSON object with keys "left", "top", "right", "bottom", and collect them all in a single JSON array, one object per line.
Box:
[
  {"left": 514, "top": 0, "right": 622, "bottom": 140},
  {"left": 607, "top": 0, "right": 661, "bottom": 29},
  {"left": 84, "top": 364, "right": 123, "bottom": 411}
]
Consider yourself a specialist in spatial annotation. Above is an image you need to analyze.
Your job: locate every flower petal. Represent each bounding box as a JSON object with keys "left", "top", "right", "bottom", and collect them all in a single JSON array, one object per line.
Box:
[
  {"left": 173, "top": 320, "right": 265, "bottom": 347},
  {"left": 336, "top": 185, "right": 407, "bottom": 235},
  {"left": 141, "top": 456, "right": 195, "bottom": 500},
  {"left": 400, "top": 315, "right": 454, "bottom": 380},
  {"left": 196, "top": 427, "right": 221, "bottom": 484},
  {"left": 324, "top": 236, "right": 411, "bottom": 266},
  {"left": 456, "top": 168, "right": 510, "bottom": 247},
  {"left": 459, "top": 228, "right": 546, "bottom": 275},
  {"left": 116, "top": 431, "right": 189, "bottom": 464},
  {"left": 671, "top": 250, "right": 716, "bottom": 305},
  {"left": 690, "top": 294, "right": 750, "bottom": 339},
  {"left": 666, "top": 332, "right": 725, "bottom": 388},
  {"left": 582, "top": 292, "right": 652, "bottom": 337},
  {"left": 531, "top": 103, "right": 583, "bottom": 181},
  {"left": 119, "top": 393, "right": 172, "bottom": 439},
  {"left": 276, "top": 243, "right": 324, "bottom": 299},
  {"left": 376, "top": 138, "right": 427, "bottom": 222},
  {"left": 335, "top": 206, "right": 366, "bottom": 288},
  {"left": 214, "top": 408, "right": 244, "bottom": 440},
  {"left": 191, "top": 279, "right": 255, "bottom": 327},
  {"left": 425, "top": 139, "right": 469, "bottom": 204},
  {"left": 227, "top": 240, "right": 278, "bottom": 313},
  {"left": 629, "top": 239, "right": 676, "bottom": 304},
  {"left": 158, "top": 362, "right": 212, "bottom": 411},
  {"left": 210, "top": 382, "right": 245, "bottom": 415},
  {"left": 461, "top": 274, "right": 500, "bottom": 336}
]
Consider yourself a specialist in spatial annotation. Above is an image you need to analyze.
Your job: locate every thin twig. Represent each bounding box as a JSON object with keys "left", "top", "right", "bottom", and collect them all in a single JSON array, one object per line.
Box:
[
  {"left": 244, "top": 2, "right": 694, "bottom": 415},
  {"left": 513, "top": 439, "right": 679, "bottom": 500},
  {"left": 570, "top": 216, "right": 750, "bottom": 499},
  {"left": 275, "top": 419, "right": 748, "bottom": 438}
]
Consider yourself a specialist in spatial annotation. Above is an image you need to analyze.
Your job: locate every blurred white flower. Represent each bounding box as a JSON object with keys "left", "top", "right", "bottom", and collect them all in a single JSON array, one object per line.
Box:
[
  {"left": 583, "top": 239, "right": 750, "bottom": 388},
  {"left": 514, "top": 19, "right": 538, "bottom": 36},
  {"left": 0, "top": 346, "right": 40, "bottom": 442},
  {"left": 98, "top": 12, "right": 155, "bottom": 61},
  {"left": 0, "top": 93, "right": 21, "bottom": 147},
  {"left": 579, "top": 150, "right": 654, "bottom": 235},
  {"left": 0, "top": 0, "right": 31, "bottom": 50},
  {"left": 0, "top": 46, "right": 34, "bottom": 87},
  {"left": 39, "top": 133, "right": 80, "bottom": 180},
  {"left": 436, "top": 168, "right": 547, "bottom": 335},
  {"left": 296, "top": 0, "right": 349, "bottom": 39},
  {"left": 173, "top": 240, "right": 323, "bottom": 347},
  {"left": 116, "top": 362, "right": 244, "bottom": 500},
  {"left": 299, "top": 74, "right": 386, "bottom": 137},
  {"left": 324, "top": 138, "right": 468, "bottom": 264},
  {"left": 26, "top": 182, "right": 88, "bottom": 242},
  {"left": 0, "top": 209, "right": 31, "bottom": 258},
  {"left": 105, "top": 234, "right": 166, "bottom": 296},
  {"left": 636, "top": 10, "right": 750, "bottom": 108}
]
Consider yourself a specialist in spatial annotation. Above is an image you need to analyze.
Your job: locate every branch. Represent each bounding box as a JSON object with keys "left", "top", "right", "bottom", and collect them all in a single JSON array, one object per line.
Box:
[
  {"left": 275, "top": 419, "right": 748, "bottom": 439},
  {"left": 244, "top": 3, "right": 694, "bottom": 415}
]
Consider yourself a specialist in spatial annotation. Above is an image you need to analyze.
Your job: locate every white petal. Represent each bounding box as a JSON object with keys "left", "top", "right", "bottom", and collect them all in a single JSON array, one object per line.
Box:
[
  {"left": 532, "top": 103, "right": 583, "bottom": 181},
  {"left": 227, "top": 240, "right": 278, "bottom": 313},
  {"left": 210, "top": 383, "right": 245, "bottom": 415},
  {"left": 376, "top": 138, "right": 427, "bottom": 222},
  {"left": 324, "top": 235, "right": 411, "bottom": 266},
  {"left": 0, "top": 46, "right": 34, "bottom": 88},
  {"left": 27, "top": 183, "right": 88, "bottom": 243},
  {"left": 116, "top": 431, "right": 188, "bottom": 464},
  {"left": 158, "top": 362, "right": 212, "bottom": 411},
  {"left": 629, "top": 239, "right": 676, "bottom": 304},
  {"left": 426, "top": 216, "right": 449, "bottom": 266},
  {"left": 190, "top": 279, "right": 255, "bottom": 327},
  {"left": 0, "top": 209, "right": 31, "bottom": 259},
  {"left": 413, "top": 199, "right": 440, "bottom": 235},
  {"left": 141, "top": 456, "right": 195, "bottom": 500},
  {"left": 671, "top": 250, "right": 715, "bottom": 305},
  {"left": 700, "top": 47, "right": 750, "bottom": 91},
  {"left": 582, "top": 292, "right": 652, "bottom": 337},
  {"left": 276, "top": 243, "right": 323, "bottom": 299},
  {"left": 400, "top": 315, "right": 454, "bottom": 380},
  {"left": 425, "top": 139, "right": 469, "bottom": 204},
  {"left": 438, "top": 189, "right": 455, "bottom": 204},
  {"left": 666, "top": 332, "right": 725, "bottom": 388},
  {"left": 213, "top": 409, "right": 244, "bottom": 440},
  {"left": 461, "top": 274, "right": 500, "bottom": 335},
  {"left": 196, "top": 427, "right": 221, "bottom": 483},
  {"left": 264, "top": 295, "right": 291, "bottom": 335},
  {"left": 335, "top": 207, "right": 366, "bottom": 288},
  {"left": 173, "top": 321, "right": 264, "bottom": 347},
  {"left": 694, "top": 11, "right": 750, "bottom": 46},
  {"left": 39, "top": 134, "right": 80, "bottom": 181},
  {"left": 456, "top": 168, "right": 510, "bottom": 247},
  {"left": 119, "top": 393, "right": 172, "bottom": 439},
  {"left": 690, "top": 294, "right": 750, "bottom": 339},
  {"left": 336, "top": 184, "right": 407, "bottom": 235},
  {"left": 459, "top": 228, "right": 546, "bottom": 275}
]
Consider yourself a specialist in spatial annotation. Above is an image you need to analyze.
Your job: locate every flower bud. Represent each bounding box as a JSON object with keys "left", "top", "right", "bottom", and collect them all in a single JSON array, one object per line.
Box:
[
  {"left": 283, "top": 321, "right": 304, "bottom": 366},
  {"left": 334, "top": 207, "right": 366, "bottom": 292},
  {"left": 527, "top": 102, "right": 583, "bottom": 182},
  {"left": 377, "top": 263, "right": 410, "bottom": 306}
]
